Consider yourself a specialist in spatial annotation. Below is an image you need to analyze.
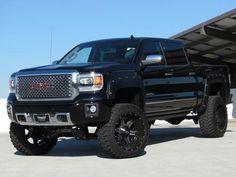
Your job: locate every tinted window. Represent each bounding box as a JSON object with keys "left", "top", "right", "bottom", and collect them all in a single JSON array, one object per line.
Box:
[
  {"left": 142, "top": 41, "right": 165, "bottom": 65},
  {"left": 92, "top": 46, "right": 136, "bottom": 63},
  {"left": 142, "top": 41, "right": 162, "bottom": 56},
  {"left": 162, "top": 42, "right": 188, "bottom": 65}
]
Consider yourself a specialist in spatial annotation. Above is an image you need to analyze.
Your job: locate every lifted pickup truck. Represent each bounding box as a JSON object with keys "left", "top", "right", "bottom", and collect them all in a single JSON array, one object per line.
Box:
[{"left": 7, "top": 37, "right": 231, "bottom": 158}]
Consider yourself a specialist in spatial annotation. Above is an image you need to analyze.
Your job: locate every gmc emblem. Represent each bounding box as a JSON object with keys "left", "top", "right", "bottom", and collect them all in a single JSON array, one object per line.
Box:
[{"left": 31, "top": 82, "right": 53, "bottom": 89}]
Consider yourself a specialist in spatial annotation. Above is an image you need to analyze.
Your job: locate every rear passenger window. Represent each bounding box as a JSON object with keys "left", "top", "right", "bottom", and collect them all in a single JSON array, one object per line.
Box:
[{"left": 162, "top": 42, "right": 188, "bottom": 65}]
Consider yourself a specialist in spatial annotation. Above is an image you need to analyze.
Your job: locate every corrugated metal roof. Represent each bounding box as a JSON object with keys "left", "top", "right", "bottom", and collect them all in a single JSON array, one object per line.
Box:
[{"left": 171, "top": 8, "right": 236, "bottom": 65}]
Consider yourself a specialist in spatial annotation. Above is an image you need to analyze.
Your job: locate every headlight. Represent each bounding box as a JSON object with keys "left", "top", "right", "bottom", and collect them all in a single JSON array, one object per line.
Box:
[
  {"left": 78, "top": 72, "right": 104, "bottom": 92},
  {"left": 9, "top": 76, "right": 16, "bottom": 93}
]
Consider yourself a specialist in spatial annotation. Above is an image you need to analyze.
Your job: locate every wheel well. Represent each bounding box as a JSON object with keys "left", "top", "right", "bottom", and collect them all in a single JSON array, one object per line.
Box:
[
  {"left": 209, "top": 83, "right": 226, "bottom": 101},
  {"left": 114, "top": 87, "right": 144, "bottom": 110}
]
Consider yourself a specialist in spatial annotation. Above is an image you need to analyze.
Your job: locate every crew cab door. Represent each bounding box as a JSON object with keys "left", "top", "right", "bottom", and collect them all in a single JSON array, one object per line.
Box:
[
  {"left": 141, "top": 41, "right": 178, "bottom": 117},
  {"left": 160, "top": 41, "right": 198, "bottom": 112},
  {"left": 141, "top": 40, "right": 198, "bottom": 120}
]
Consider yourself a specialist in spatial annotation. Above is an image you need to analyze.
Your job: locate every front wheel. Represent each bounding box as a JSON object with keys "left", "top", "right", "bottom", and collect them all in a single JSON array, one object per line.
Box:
[
  {"left": 10, "top": 123, "right": 57, "bottom": 155},
  {"left": 98, "top": 104, "right": 149, "bottom": 158}
]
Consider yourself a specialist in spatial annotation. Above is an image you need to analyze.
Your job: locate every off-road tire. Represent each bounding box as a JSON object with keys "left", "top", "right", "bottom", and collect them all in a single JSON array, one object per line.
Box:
[
  {"left": 199, "top": 96, "right": 228, "bottom": 137},
  {"left": 98, "top": 104, "right": 149, "bottom": 158},
  {"left": 10, "top": 123, "right": 57, "bottom": 155}
]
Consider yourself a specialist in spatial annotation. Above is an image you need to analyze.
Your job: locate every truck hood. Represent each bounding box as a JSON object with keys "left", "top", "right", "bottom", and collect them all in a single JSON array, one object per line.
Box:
[{"left": 19, "top": 62, "right": 136, "bottom": 73}]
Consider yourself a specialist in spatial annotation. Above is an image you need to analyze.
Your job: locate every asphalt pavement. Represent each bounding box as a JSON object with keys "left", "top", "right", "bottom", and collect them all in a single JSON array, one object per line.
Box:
[{"left": 0, "top": 120, "right": 235, "bottom": 177}]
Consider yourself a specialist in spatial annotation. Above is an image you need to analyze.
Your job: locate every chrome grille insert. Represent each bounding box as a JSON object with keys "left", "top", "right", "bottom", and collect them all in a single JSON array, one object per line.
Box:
[{"left": 16, "top": 74, "right": 73, "bottom": 100}]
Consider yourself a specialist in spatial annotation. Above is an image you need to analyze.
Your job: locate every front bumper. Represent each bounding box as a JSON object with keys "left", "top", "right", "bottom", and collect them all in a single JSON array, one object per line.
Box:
[{"left": 7, "top": 97, "right": 113, "bottom": 126}]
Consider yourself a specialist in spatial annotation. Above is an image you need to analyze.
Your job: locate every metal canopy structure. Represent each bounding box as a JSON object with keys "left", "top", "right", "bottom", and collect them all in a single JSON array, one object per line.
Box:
[{"left": 171, "top": 8, "right": 236, "bottom": 86}]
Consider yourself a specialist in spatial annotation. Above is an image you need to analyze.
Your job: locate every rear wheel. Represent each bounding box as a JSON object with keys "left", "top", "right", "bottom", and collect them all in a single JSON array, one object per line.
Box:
[
  {"left": 10, "top": 123, "right": 57, "bottom": 155},
  {"left": 199, "top": 96, "right": 228, "bottom": 137},
  {"left": 98, "top": 104, "right": 149, "bottom": 158}
]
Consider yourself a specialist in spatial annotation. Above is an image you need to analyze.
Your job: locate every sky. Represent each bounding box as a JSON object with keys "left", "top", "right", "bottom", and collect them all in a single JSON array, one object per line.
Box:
[{"left": 0, "top": 0, "right": 236, "bottom": 98}]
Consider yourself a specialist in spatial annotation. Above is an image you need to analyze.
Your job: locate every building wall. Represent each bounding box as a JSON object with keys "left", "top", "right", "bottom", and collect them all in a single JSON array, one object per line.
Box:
[{"left": 230, "top": 89, "right": 236, "bottom": 119}]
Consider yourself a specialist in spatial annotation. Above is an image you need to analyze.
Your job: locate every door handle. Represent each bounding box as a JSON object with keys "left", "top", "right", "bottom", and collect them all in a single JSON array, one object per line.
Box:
[
  {"left": 188, "top": 72, "right": 196, "bottom": 76},
  {"left": 164, "top": 72, "right": 173, "bottom": 76}
]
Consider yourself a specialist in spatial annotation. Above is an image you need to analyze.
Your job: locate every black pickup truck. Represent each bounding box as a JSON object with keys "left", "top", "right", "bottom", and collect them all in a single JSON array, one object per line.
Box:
[{"left": 7, "top": 37, "right": 231, "bottom": 158}]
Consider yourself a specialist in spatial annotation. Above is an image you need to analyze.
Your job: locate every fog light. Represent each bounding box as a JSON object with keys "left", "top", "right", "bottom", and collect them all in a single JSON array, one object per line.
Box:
[
  {"left": 90, "top": 105, "right": 97, "bottom": 113},
  {"left": 85, "top": 103, "right": 99, "bottom": 118}
]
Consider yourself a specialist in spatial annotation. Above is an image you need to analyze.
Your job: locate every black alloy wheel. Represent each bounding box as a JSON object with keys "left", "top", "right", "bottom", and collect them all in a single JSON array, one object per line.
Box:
[
  {"left": 115, "top": 112, "right": 146, "bottom": 152},
  {"left": 10, "top": 123, "right": 57, "bottom": 155},
  {"left": 98, "top": 104, "right": 149, "bottom": 158}
]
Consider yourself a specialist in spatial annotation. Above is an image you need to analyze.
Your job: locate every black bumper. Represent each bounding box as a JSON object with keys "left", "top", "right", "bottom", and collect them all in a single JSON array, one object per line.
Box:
[{"left": 7, "top": 95, "right": 113, "bottom": 126}]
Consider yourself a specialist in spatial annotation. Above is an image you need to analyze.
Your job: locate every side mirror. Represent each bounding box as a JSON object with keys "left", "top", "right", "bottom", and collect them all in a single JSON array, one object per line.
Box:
[
  {"left": 142, "top": 54, "right": 164, "bottom": 66},
  {"left": 52, "top": 60, "right": 59, "bottom": 65}
]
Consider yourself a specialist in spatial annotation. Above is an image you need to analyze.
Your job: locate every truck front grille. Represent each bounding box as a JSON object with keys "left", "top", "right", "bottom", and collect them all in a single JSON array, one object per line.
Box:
[{"left": 16, "top": 74, "right": 73, "bottom": 100}]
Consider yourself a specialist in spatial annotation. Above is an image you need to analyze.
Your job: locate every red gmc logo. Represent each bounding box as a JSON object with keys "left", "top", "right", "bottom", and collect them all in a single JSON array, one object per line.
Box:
[{"left": 31, "top": 83, "right": 53, "bottom": 89}]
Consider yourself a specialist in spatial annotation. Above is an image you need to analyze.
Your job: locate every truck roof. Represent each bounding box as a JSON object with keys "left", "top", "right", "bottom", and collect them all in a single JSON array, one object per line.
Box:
[{"left": 81, "top": 37, "right": 183, "bottom": 45}]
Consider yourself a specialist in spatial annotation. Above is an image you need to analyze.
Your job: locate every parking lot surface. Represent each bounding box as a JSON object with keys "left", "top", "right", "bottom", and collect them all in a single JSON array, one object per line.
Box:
[{"left": 0, "top": 120, "right": 235, "bottom": 177}]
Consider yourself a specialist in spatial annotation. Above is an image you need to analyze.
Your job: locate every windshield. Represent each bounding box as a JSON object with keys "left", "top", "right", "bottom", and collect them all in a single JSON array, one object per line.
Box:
[{"left": 59, "top": 40, "right": 138, "bottom": 64}]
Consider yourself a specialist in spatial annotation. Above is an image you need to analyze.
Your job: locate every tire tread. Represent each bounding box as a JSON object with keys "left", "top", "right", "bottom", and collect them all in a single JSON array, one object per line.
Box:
[
  {"left": 199, "top": 96, "right": 227, "bottom": 137},
  {"left": 10, "top": 123, "right": 57, "bottom": 155}
]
